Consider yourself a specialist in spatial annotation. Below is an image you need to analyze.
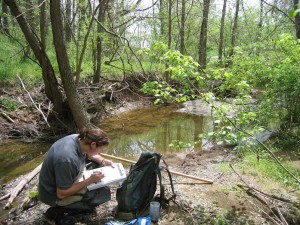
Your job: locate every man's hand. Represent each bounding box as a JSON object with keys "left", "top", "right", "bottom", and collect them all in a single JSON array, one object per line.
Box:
[
  {"left": 89, "top": 170, "right": 105, "bottom": 183},
  {"left": 102, "top": 159, "right": 114, "bottom": 167}
]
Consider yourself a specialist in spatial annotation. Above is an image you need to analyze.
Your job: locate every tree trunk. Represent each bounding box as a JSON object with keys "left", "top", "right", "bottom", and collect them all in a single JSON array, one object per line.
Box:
[
  {"left": 159, "top": 0, "right": 165, "bottom": 36},
  {"left": 39, "top": 0, "right": 47, "bottom": 48},
  {"left": 229, "top": 0, "right": 240, "bottom": 58},
  {"left": 23, "top": 0, "right": 35, "bottom": 60},
  {"left": 164, "top": 0, "right": 173, "bottom": 82},
  {"left": 256, "top": 0, "right": 263, "bottom": 41},
  {"left": 179, "top": 0, "right": 186, "bottom": 54},
  {"left": 152, "top": 0, "right": 158, "bottom": 38},
  {"left": 1, "top": 1, "right": 10, "bottom": 35},
  {"left": 218, "top": 0, "right": 227, "bottom": 66},
  {"left": 66, "top": 0, "right": 72, "bottom": 42},
  {"left": 167, "top": 0, "right": 172, "bottom": 50},
  {"left": 94, "top": 0, "right": 108, "bottom": 84},
  {"left": 4, "top": 0, "right": 64, "bottom": 116},
  {"left": 24, "top": 0, "right": 35, "bottom": 27},
  {"left": 198, "top": 0, "right": 210, "bottom": 71},
  {"left": 74, "top": 10, "right": 96, "bottom": 85},
  {"left": 294, "top": 0, "right": 300, "bottom": 39},
  {"left": 50, "top": 0, "right": 91, "bottom": 128}
]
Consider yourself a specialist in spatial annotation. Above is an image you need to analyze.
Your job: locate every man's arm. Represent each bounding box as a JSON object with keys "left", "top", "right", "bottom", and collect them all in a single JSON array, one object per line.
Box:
[
  {"left": 56, "top": 171, "right": 103, "bottom": 199},
  {"left": 89, "top": 154, "right": 113, "bottom": 166}
]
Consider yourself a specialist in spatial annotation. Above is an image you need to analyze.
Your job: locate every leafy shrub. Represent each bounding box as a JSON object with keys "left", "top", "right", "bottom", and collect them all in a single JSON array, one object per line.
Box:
[
  {"left": 229, "top": 34, "right": 300, "bottom": 126},
  {"left": 140, "top": 42, "right": 204, "bottom": 104}
]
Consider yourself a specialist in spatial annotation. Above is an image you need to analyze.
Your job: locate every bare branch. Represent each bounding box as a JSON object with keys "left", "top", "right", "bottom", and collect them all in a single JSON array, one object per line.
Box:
[
  {"left": 94, "top": 18, "right": 145, "bottom": 75},
  {"left": 262, "top": 0, "right": 296, "bottom": 25},
  {"left": 17, "top": 75, "right": 50, "bottom": 127}
]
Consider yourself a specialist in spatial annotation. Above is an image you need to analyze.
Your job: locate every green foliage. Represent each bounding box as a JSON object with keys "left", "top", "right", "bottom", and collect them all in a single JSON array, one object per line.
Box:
[
  {"left": 168, "top": 140, "right": 194, "bottom": 151},
  {"left": 192, "top": 206, "right": 255, "bottom": 225},
  {"left": 203, "top": 34, "right": 300, "bottom": 150},
  {"left": 0, "top": 35, "right": 42, "bottom": 85},
  {"left": 219, "top": 162, "right": 231, "bottom": 173},
  {"left": 241, "top": 153, "right": 299, "bottom": 188},
  {"left": 140, "top": 42, "right": 204, "bottom": 104},
  {"left": 29, "top": 191, "right": 39, "bottom": 200},
  {"left": 289, "top": 3, "right": 300, "bottom": 18},
  {"left": 276, "top": 126, "right": 300, "bottom": 150},
  {"left": 199, "top": 92, "right": 263, "bottom": 150},
  {"left": 229, "top": 34, "right": 300, "bottom": 126},
  {"left": 0, "top": 98, "right": 18, "bottom": 111}
]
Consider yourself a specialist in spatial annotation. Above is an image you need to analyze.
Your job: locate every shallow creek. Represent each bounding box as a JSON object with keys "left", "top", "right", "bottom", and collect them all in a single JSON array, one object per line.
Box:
[{"left": 0, "top": 102, "right": 213, "bottom": 184}]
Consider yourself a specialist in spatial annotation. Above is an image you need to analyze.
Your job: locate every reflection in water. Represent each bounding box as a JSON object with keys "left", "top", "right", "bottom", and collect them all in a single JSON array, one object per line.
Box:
[
  {"left": 0, "top": 141, "right": 50, "bottom": 184},
  {"left": 0, "top": 104, "right": 213, "bottom": 183},
  {"left": 100, "top": 104, "right": 213, "bottom": 160}
]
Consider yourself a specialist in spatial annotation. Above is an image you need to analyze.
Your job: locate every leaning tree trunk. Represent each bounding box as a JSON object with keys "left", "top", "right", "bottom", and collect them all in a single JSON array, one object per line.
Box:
[
  {"left": 50, "top": 0, "right": 91, "bottom": 129},
  {"left": 4, "top": 0, "right": 64, "bottom": 116},
  {"left": 198, "top": 0, "right": 210, "bottom": 71}
]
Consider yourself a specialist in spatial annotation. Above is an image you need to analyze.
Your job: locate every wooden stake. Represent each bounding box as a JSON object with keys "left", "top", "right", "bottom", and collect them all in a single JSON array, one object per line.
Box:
[{"left": 100, "top": 153, "right": 213, "bottom": 184}]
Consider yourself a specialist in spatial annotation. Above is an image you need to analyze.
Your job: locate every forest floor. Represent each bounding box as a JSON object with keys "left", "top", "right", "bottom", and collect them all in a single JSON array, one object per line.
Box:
[{"left": 0, "top": 84, "right": 300, "bottom": 225}]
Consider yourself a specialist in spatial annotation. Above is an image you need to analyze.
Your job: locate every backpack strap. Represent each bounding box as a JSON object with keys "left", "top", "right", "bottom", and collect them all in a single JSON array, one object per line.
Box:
[
  {"left": 161, "top": 158, "right": 176, "bottom": 200},
  {"left": 156, "top": 158, "right": 176, "bottom": 208},
  {"left": 156, "top": 166, "right": 166, "bottom": 208}
]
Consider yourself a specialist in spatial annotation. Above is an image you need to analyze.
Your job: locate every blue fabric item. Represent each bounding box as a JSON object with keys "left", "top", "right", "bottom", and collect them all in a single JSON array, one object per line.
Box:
[
  {"left": 105, "top": 217, "right": 151, "bottom": 225},
  {"left": 136, "top": 217, "right": 151, "bottom": 225}
]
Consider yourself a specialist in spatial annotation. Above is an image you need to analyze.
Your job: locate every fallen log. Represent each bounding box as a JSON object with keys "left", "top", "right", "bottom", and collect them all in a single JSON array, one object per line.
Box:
[
  {"left": 3, "top": 163, "right": 42, "bottom": 210},
  {"left": 100, "top": 153, "right": 214, "bottom": 184},
  {"left": 0, "top": 193, "right": 10, "bottom": 201}
]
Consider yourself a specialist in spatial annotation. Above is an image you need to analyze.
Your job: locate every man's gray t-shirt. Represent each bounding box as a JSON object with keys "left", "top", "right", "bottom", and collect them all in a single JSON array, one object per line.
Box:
[{"left": 38, "top": 134, "right": 86, "bottom": 206}]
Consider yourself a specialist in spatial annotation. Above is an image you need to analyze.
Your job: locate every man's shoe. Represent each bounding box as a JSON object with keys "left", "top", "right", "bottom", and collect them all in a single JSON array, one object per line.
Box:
[
  {"left": 64, "top": 207, "right": 96, "bottom": 215},
  {"left": 55, "top": 214, "right": 77, "bottom": 225},
  {"left": 45, "top": 207, "right": 65, "bottom": 221}
]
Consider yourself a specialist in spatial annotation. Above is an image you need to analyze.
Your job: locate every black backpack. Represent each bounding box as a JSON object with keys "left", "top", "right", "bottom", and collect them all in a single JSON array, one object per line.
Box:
[{"left": 116, "top": 152, "right": 176, "bottom": 220}]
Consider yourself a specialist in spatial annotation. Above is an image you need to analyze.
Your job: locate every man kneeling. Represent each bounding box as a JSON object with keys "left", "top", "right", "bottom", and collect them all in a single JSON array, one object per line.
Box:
[{"left": 38, "top": 128, "right": 113, "bottom": 225}]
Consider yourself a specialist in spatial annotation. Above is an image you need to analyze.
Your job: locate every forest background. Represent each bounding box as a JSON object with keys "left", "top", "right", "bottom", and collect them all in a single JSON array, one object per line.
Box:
[{"left": 0, "top": 0, "right": 300, "bottom": 223}]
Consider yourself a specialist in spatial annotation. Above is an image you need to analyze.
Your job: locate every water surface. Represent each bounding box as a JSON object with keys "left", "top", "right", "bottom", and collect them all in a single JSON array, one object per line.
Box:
[
  {"left": 100, "top": 104, "right": 213, "bottom": 160},
  {"left": 0, "top": 103, "right": 213, "bottom": 183}
]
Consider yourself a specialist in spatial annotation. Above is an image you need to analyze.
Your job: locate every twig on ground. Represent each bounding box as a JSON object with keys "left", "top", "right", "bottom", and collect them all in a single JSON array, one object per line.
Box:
[
  {"left": 0, "top": 109, "right": 15, "bottom": 123},
  {"left": 230, "top": 164, "right": 292, "bottom": 225},
  {"left": 247, "top": 198, "right": 282, "bottom": 225},
  {"left": 17, "top": 75, "right": 50, "bottom": 127}
]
